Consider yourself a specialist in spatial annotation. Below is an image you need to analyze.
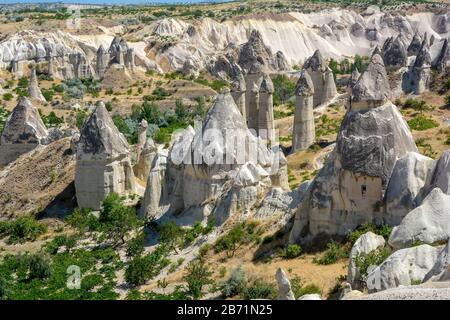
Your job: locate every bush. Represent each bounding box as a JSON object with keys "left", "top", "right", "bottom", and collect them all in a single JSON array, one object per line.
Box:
[
  {"left": 280, "top": 244, "right": 302, "bottom": 259},
  {"left": 354, "top": 246, "right": 391, "bottom": 278},
  {"left": 220, "top": 267, "right": 246, "bottom": 298},
  {"left": 313, "top": 241, "right": 348, "bottom": 265},
  {"left": 242, "top": 278, "right": 276, "bottom": 300},
  {"left": 0, "top": 215, "right": 47, "bottom": 244},
  {"left": 408, "top": 115, "right": 438, "bottom": 131},
  {"left": 290, "top": 275, "right": 322, "bottom": 299},
  {"left": 75, "top": 110, "right": 88, "bottom": 129},
  {"left": 183, "top": 259, "right": 213, "bottom": 300},
  {"left": 3, "top": 93, "right": 13, "bottom": 101},
  {"left": 28, "top": 252, "right": 51, "bottom": 280}
]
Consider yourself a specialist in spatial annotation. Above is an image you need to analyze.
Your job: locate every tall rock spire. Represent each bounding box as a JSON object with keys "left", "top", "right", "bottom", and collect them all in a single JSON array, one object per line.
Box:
[{"left": 292, "top": 70, "right": 315, "bottom": 151}]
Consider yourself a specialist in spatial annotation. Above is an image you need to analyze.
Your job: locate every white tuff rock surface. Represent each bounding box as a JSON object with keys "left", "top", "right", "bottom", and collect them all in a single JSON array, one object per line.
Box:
[
  {"left": 276, "top": 268, "right": 295, "bottom": 300},
  {"left": 389, "top": 188, "right": 450, "bottom": 249}
]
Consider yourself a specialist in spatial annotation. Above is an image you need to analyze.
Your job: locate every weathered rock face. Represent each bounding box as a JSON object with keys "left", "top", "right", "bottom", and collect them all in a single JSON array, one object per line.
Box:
[
  {"left": 382, "top": 36, "right": 407, "bottom": 70},
  {"left": 238, "top": 30, "right": 273, "bottom": 72},
  {"left": 274, "top": 51, "right": 289, "bottom": 71},
  {"left": 303, "top": 50, "right": 337, "bottom": 107},
  {"left": 366, "top": 244, "right": 447, "bottom": 293},
  {"left": 292, "top": 70, "right": 315, "bottom": 151},
  {"left": 435, "top": 14, "right": 449, "bottom": 34},
  {"left": 276, "top": 268, "right": 295, "bottom": 300},
  {"left": 0, "top": 97, "right": 48, "bottom": 166},
  {"left": 428, "top": 150, "right": 450, "bottom": 194},
  {"left": 349, "top": 68, "right": 361, "bottom": 89},
  {"left": 140, "top": 92, "right": 288, "bottom": 225},
  {"left": 28, "top": 67, "right": 46, "bottom": 102},
  {"left": 75, "top": 102, "right": 136, "bottom": 210},
  {"left": 290, "top": 101, "right": 417, "bottom": 240},
  {"left": 407, "top": 34, "right": 422, "bottom": 56},
  {"left": 384, "top": 152, "right": 435, "bottom": 226},
  {"left": 348, "top": 232, "right": 385, "bottom": 290},
  {"left": 403, "top": 40, "right": 431, "bottom": 95},
  {"left": 389, "top": 188, "right": 450, "bottom": 249},
  {"left": 351, "top": 54, "right": 391, "bottom": 110},
  {"left": 432, "top": 39, "right": 449, "bottom": 72}
]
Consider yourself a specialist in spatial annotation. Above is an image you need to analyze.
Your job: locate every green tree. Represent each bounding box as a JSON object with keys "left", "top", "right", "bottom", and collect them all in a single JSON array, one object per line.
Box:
[
  {"left": 183, "top": 259, "right": 213, "bottom": 300},
  {"left": 99, "top": 193, "right": 140, "bottom": 245},
  {"left": 158, "top": 221, "right": 184, "bottom": 253},
  {"left": 272, "top": 74, "right": 296, "bottom": 106}
]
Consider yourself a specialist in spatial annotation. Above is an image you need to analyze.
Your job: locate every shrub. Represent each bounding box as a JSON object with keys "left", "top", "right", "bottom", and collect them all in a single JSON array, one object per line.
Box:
[
  {"left": 280, "top": 244, "right": 302, "bottom": 259},
  {"left": 3, "top": 93, "right": 13, "bottom": 101},
  {"left": 0, "top": 215, "right": 47, "bottom": 244},
  {"left": 290, "top": 275, "right": 322, "bottom": 299},
  {"left": 314, "top": 241, "right": 348, "bottom": 265},
  {"left": 347, "top": 223, "right": 393, "bottom": 245},
  {"left": 75, "top": 110, "right": 88, "bottom": 129},
  {"left": 65, "top": 208, "right": 99, "bottom": 234},
  {"left": 220, "top": 267, "right": 246, "bottom": 298},
  {"left": 183, "top": 259, "right": 213, "bottom": 300},
  {"left": 354, "top": 246, "right": 391, "bottom": 278},
  {"left": 408, "top": 116, "right": 438, "bottom": 131},
  {"left": 28, "top": 252, "right": 51, "bottom": 280},
  {"left": 242, "top": 278, "right": 276, "bottom": 300}
]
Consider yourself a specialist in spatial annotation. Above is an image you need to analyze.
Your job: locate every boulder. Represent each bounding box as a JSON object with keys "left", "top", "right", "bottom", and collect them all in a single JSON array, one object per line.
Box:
[
  {"left": 384, "top": 152, "right": 435, "bottom": 226},
  {"left": 276, "top": 268, "right": 295, "bottom": 300},
  {"left": 366, "top": 244, "right": 440, "bottom": 292},
  {"left": 0, "top": 97, "right": 48, "bottom": 166},
  {"left": 298, "top": 294, "right": 322, "bottom": 300},
  {"left": 75, "top": 102, "right": 136, "bottom": 210},
  {"left": 348, "top": 232, "right": 386, "bottom": 290},
  {"left": 389, "top": 188, "right": 450, "bottom": 249}
]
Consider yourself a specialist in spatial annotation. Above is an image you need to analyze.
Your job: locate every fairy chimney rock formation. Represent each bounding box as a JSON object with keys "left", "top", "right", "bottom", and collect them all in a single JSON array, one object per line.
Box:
[
  {"left": 303, "top": 50, "right": 337, "bottom": 107},
  {"left": 407, "top": 33, "right": 423, "bottom": 56},
  {"left": 258, "top": 74, "right": 275, "bottom": 140},
  {"left": 382, "top": 36, "right": 407, "bottom": 70},
  {"left": 292, "top": 70, "right": 315, "bottom": 151},
  {"left": 75, "top": 102, "right": 136, "bottom": 210},
  {"left": 351, "top": 53, "right": 391, "bottom": 110},
  {"left": 245, "top": 62, "right": 263, "bottom": 130},
  {"left": 231, "top": 72, "right": 247, "bottom": 119},
  {"left": 0, "top": 97, "right": 48, "bottom": 166},
  {"left": 403, "top": 40, "right": 432, "bottom": 95},
  {"left": 28, "top": 67, "right": 46, "bottom": 103},
  {"left": 96, "top": 45, "right": 109, "bottom": 78}
]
